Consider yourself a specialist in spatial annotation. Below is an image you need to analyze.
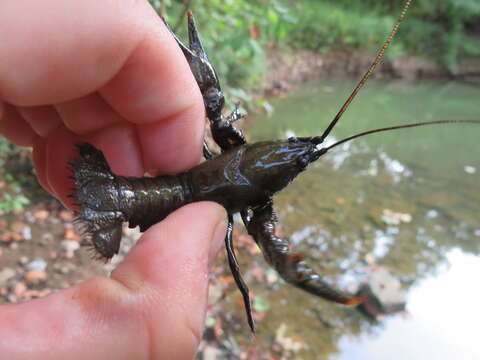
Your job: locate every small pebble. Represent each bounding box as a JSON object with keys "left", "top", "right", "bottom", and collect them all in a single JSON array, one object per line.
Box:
[
  {"left": 0, "top": 268, "right": 16, "bottom": 286},
  {"left": 25, "top": 289, "right": 51, "bottom": 298},
  {"left": 61, "top": 240, "right": 80, "bottom": 252},
  {"left": 24, "top": 211, "right": 35, "bottom": 223},
  {"left": 33, "top": 209, "right": 49, "bottom": 220},
  {"left": 39, "top": 233, "right": 54, "bottom": 246},
  {"left": 59, "top": 210, "right": 75, "bottom": 222},
  {"left": 61, "top": 240, "right": 80, "bottom": 258},
  {"left": 18, "top": 256, "right": 29, "bottom": 265},
  {"left": 26, "top": 258, "right": 48, "bottom": 272},
  {"left": 13, "top": 282, "right": 27, "bottom": 298},
  {"left": 20, "top": 226, "right": 32, "bottom": 241},
  {"left": 64, "top": 226, "right": 80, "bottom": 241},
  {"left": 25, "top": 270, "right": 47, "bottom": 284},
  {"left": 464, "top": 165, "right": 476, "bottom": 174}
]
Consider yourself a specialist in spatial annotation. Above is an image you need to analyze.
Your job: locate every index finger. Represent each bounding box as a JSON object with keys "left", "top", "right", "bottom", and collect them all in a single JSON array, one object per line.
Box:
[
  {"left": 14, "top": 2, "right": 207, "bottom": 206},
  {"left": 98, "top": 9, "right": 205, "bottom": 174}
]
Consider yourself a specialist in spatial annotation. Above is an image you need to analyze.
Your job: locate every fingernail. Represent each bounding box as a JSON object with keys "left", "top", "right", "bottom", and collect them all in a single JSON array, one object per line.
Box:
[{"left": 209, "top": 209, "right": 228, "bottom": 265}]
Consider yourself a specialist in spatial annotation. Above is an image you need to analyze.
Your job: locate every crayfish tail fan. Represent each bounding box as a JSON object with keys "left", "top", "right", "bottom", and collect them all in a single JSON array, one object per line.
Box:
[
  {"left": 71, "top": 143, "right": 115, "bottom": 187},
  {"left": 70, "top": 143, "right": 123, "bottom": 260}
]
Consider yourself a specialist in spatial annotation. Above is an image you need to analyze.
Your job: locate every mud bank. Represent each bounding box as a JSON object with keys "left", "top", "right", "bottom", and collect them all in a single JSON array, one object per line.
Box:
[{"left": 264, "top": 48, "right": 480, "bottom": 94}]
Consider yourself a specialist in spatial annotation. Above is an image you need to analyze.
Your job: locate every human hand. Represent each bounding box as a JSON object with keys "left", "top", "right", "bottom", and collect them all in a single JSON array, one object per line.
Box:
[{"left": 0, "top": 1, "right": 226, "bottom": 359}]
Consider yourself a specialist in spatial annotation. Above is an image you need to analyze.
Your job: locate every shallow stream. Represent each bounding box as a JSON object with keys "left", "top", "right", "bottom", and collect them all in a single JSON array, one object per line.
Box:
[{"left": 232, "top": 78, "right": 480, "bottom": 359}]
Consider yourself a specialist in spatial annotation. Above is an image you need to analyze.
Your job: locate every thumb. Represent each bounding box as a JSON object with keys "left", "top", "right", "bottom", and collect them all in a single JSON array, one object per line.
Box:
[
  {"left": 0, "top": 202, "right": 227, "bottom": 360},
  {"left": 111, "top": 201, "right": 227, "bottom": 359}
]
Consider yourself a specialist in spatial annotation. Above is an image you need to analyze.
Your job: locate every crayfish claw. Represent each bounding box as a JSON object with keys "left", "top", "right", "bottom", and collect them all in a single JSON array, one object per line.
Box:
[
  {"left": 245, "top": 202, "right": 364, "bottom": 307},
  {"left": 186, "top": 11, "right": 208, "bottom": 60},
  {"left": 226, "top": 103, "right": 245, "bottom": 124},
  {"left": 169, "top": 9, "right": 247, "bottom": 152}
]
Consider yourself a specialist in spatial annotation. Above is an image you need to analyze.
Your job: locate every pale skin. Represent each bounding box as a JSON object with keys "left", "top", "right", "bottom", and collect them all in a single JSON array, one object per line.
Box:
[{"left": 0, "top": 1, "right": 228, "bottom": 359}]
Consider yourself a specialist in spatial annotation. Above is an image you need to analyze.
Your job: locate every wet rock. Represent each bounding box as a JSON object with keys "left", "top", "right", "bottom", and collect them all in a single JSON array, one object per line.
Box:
[
  {"left": 25, "top": 270, "right": 47, "bottom": 284},
  {"left": 26, "top": 258, "right": 48, "bottom": 272},
  {"left": 0, "top": 268, "right": 16, "bottom": 286}
]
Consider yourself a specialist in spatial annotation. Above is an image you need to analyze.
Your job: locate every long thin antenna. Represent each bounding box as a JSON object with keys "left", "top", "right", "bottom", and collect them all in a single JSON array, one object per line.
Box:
[
  {"left": 317, "top": 0, "right": 413, "bottom": 144},
  {"left": 319, "top": 120, "right": 480, "bottom": 152}
]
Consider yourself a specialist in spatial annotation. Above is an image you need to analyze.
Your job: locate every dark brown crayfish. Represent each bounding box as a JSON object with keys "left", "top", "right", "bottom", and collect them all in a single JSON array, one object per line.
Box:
[{"left": 70, "top": 0, "right": 478, "bottom": 332}]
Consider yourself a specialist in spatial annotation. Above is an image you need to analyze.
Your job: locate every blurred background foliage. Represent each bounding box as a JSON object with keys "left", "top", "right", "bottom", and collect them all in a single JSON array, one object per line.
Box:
[{"left": 153, "top": 0, "right": 480, "bottom": 91}]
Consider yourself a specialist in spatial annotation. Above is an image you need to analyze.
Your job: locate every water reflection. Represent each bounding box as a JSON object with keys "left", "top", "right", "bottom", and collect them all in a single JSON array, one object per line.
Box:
[
  {"left": 337, "top": 250, "right": 480, "bottom": 360},
  {"left": 224, "top": 79, "right": 479, "bottom": 358}
]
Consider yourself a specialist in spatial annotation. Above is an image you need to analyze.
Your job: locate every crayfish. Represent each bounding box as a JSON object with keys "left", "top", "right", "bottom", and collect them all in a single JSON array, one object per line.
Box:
[{"left": 70, "top": 0, "right": 478, "bottom": 332}]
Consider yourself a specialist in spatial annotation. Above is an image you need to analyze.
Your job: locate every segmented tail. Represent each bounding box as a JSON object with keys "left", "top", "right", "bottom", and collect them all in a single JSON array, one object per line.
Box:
[{"left": 69, "top": 143, "right": 123, "bottom": 261}]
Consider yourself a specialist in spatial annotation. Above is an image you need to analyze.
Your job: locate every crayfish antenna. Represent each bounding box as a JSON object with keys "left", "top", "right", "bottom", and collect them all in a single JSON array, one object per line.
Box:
[
  {"left": 322, "top": 120, "right": 480, "bottom": 152},
  {"left": 316, "top": 0, "right": 412, "bottom": 144}
]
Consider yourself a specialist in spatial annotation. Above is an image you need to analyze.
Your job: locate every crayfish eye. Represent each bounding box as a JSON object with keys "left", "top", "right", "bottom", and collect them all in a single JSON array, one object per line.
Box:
[{"left": 297, "top": 156, "right": 309, "bottom": 168}]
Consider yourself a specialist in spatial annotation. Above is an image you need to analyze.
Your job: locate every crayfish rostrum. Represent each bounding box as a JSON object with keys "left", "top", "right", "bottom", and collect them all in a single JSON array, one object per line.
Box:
[{"left": 70, "top": 0, "right": 478, "bottom": 332}]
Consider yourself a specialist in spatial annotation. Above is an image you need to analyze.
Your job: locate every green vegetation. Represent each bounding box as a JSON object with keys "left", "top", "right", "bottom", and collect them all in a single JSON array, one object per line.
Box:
[
  {"left": 0, "top": 139, "right": 30, "bottom": 213},
  {"left": 155, "top": 0, "right": 480, "bottom": 90}
]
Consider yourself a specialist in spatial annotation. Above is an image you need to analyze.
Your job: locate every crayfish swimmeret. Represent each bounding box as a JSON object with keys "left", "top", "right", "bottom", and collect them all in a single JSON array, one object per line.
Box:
[{"left": 70, "top": 0, "right": 478, "bottom": 332}]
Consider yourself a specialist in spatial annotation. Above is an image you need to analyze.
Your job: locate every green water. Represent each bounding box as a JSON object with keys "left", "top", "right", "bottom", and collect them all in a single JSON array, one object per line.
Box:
[{"left": 231, "top": 79, "right": 480, "bottom": 358}]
